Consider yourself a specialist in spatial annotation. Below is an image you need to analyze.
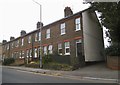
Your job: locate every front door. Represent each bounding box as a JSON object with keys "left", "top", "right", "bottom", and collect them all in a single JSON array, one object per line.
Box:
[
  {"left": 76, "top": 40, "right": 85, "bottom": 67},
  {"left": 76, "top": 43, "right": 82, "bottom": 60}
]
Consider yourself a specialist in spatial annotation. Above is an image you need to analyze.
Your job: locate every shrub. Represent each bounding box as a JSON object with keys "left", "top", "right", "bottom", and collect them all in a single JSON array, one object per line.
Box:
[
  {"left": 25, "top": 63, "right": 39, "bottom": 68},
  {"left": 3, "top": 58, "right": 15, "bottom": 65},
  {"left": 43, "top": 62, "right": 73, "bottom": 71},
  {"left": 42, "top": 54, "right": 52, "bottom": 64},
  {"left": 105, "top": 43, "right": 120, "bottom": 56}
]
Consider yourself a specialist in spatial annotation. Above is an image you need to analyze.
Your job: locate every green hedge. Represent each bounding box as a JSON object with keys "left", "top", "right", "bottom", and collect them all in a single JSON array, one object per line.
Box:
[
  {"left": 43, "top": 62, "right": 73, "bottom": 71},
  {"left": 3, "top": 58, "right": 15, "bottom": 65},
  {"left": 42, "top": 55, "right": 52, "bottom": 64},
  {"left": 105, "top": 43, "right": 120, "bottom": 56}
]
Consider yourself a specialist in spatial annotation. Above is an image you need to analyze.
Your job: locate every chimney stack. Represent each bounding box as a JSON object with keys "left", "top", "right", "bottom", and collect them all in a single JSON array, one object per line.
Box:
[
  {"left": 10, "top": 36, "right": 15, "bottom": 41},
  {"left": 2, "top": 40, "right": 7, "bottom": 44},
  {"left": 20, "top": 30, "right": 26, "bottom": 36},
  {"left": 37, "top": 22, "right": 43, "bottom": 29},
  {"left": 64, "top": 7, "right": 73, "bottom": 17}
]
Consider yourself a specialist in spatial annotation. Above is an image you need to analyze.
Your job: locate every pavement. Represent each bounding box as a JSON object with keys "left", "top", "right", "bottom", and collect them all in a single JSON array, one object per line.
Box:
[{"left": 2, "top": 62, "right": 120, "bottom": 84}]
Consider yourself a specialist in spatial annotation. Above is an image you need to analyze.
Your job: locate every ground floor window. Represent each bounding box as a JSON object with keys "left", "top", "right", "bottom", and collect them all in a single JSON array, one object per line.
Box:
[
  {"left": 19, "top": 51, "right": 22, "bottom": 59},
  {"left": 34, "top": 48, "right": 37, "bottom": 58},
  {"left": 29, "top": 49, "right": 32, "bottom": 58},
  {"left": 58, "top": 43, "right": 62, "bottom": 55},
  {"left": 65, "top": 42, "right": 70, "bottom": 55},
  {"left": 48, "top": 45, "right": 53, "bottom": 54},
  {"left": 43, "top": 46, "right": 47, "bottom": 55}
]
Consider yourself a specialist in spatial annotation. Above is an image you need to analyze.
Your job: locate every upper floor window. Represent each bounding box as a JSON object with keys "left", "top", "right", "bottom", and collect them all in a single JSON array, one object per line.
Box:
[
  {"left": 60, "top": 23, "right": 66, "bottom": 35},
  {"left": 17, "top": 40, "right": 19, "bottom": 47},
  {"left": 7, "top": 44, "right": 9, "bottom": 50},
  {"left": 21, "top": 38, "right": 24, "bottom": 46},
  {"left": 11, "top": 42, "right": 14, "bottom": 48},
  {"left": 35, "top": 33, "right": 38, "bottom": 42},
  {"left": 75, "top": 18, "right": 81, "bottom": 31},
  {"left": 48, "top": 45, "right": 53, "bottom": 54},
  {"left": 15, "top": 40, "right": 19, "bottom": 47},
  {"left": 58, "top": 43, "right": 62, "bottom": 55},
  {"left": 28, "top": 36, "right": 31, "bottom": 43},
  {"left": 38, "top": 32, "right": 41, "bottom": 41},
  {"left": 46, "top": 29, "right": 50, "bottom": 39},
  {"left": 65, "top": 42, "right": 70, "bottom": 55}
]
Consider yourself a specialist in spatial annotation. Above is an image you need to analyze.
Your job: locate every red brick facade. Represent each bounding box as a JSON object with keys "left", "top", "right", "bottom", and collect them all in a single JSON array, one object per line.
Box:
[{"left": 2, "top": 7, "right": 103, "bottom": 67}]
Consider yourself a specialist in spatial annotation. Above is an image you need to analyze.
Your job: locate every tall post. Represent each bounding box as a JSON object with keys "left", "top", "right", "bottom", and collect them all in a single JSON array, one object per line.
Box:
[{"left": 33, "top": 0, "right": 42, "bottom": 68}]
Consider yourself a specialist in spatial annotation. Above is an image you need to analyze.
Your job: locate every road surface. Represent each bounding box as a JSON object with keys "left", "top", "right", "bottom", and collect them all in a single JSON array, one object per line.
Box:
[{"left": 2, "top": 66, "right": 90, "bottom": 83}]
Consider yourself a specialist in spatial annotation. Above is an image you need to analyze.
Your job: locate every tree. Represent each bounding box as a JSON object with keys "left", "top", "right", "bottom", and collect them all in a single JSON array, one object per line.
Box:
[
  {"left": 88, "top": 2, "right": 120, "bottom": 44},
  {"left": 84, "top": 2, "right": 120, "bottom": 56}
]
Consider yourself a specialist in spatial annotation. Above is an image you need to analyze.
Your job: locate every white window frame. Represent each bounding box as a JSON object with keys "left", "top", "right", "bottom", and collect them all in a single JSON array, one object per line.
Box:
[
  {"left": 7, "top": 44, "right": 9, "bottom": 50},
  {"left": 35, "top": 33, "right": 38, "bottom": 42},
  {"left": 21, "top": 38, "right": 24, "bottom": 46},
  {"left": 43, "top": 46, "right": 47, "bottom": 55},
  {"left": 30, "top": 49, "right": 32, "bottom": 58},
  {"left": 28, "top": 36, "right": 31, "bottom": 43},
  {"left": 65, "top": 42, "right": 70, "bottom": 55},
  {"left": 48, "top": 45, "right": 53, "bottom": 54},
  {"left": 76, "top": 39, "right": 82, "bottom": 57},
  {"left": 17, "top": 40, "right": 19, "bottom": 47},
  {"left": 38, "top": 32, "right": 41, "bottom": 41},
  {"left": 46, "top": 29, "right": 50, "bottom": 39},
  {"left": 19, "top": 51, "right": 22, "bottom": 59},
  {"left": 60, "top": 23, "right": 66, "bottom": 35},
  {"left": 58, "top": 43, "right": 62, "bottom": 55},
  {"left": 75, "top": 18, "right": 81, "bottom": 31},
  {"left": 11, "top": 42, "right": 14, "bottom": 48},
  {"left": 34, "top": 48, "right": 37, "bottom": 58}
]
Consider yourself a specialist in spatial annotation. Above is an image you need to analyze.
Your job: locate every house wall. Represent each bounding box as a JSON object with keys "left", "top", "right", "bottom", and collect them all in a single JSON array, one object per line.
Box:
[
  {"left": 2, "top": 13, "right": 83, "bottom": 66},
  {"left": 0, "top": 43, "right": 2, "bottom": 61},
  {"left": 2, "top": 8, "right": 105, "bottom": 67},
  {"left": 40, "top": 14, "right": 83, "bottom": 65},
  {"left": 82, "top": 10, "right": 104, "bottom": 62}
]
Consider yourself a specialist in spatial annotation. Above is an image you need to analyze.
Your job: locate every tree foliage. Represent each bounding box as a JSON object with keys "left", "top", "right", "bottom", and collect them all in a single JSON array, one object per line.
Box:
[{"left": 89, "top": 2, "right": 120, "bottom": 43}]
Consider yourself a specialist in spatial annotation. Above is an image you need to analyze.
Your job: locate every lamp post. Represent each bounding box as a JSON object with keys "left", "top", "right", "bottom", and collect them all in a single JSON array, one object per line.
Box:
[{"left": 33, "top": 0, "right": 42, "bottom": 68}]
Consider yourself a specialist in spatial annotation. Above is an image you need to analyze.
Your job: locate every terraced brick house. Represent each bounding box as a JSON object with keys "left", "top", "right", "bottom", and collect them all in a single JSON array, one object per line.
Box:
[
  {"left": 2, "top": 7, "right": 104, "bottom": 67},
  {"left": 0, "top": 43, "right": 2, "bottom": 62}
]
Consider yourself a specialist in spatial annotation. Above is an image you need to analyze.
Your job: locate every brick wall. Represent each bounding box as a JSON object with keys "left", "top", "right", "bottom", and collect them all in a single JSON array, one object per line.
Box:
[
  {"left": 107, "top": 56, "right": 120, "bottom": 70},
  {"left": 2, "top": 12, "right": 85, "bottom": 66}
]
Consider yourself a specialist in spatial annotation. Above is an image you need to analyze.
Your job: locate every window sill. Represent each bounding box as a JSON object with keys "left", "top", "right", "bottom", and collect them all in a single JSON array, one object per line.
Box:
[
  {"left": 61, "top": 33, "right": 65, "bottom": 36},
  {"left": 64, "top": 53, "right": 70, "bottom": 55},
  {"left": 75, "top": 29, "right": 81, "bottom": 32},
  {"left": 46, "top": 37, "right": 50, "bottom": 39},
  {"left": 59, "top": 53, "right": 62, "bottom": 55}
]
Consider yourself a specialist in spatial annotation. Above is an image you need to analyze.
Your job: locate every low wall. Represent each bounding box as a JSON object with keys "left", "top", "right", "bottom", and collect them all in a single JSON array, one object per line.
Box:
[{"left": 107, "top": 56, "right": 120, "bottom": 70}]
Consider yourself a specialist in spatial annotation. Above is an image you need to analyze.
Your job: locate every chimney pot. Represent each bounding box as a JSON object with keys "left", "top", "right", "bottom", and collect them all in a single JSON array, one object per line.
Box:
[
  {"left": 20, "top": 30, "right": 26, "bottom": 36},
  {"left": 2, "top": 40, "right": 7, "bottom": 44},
  {"left": 10, "top": 36, "right": 15, "bottom": 41},
  {"left": 37, "top": 22, "right": 43, "bottom": 29}
]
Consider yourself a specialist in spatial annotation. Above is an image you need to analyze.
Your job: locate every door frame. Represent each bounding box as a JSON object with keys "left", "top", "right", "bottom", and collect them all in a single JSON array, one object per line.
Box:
[{"left": 76, "top": 39, "right": 82, "bottom": 57}]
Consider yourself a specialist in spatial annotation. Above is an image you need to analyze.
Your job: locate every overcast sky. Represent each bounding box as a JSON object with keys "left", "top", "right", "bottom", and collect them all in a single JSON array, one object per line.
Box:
[{"left": 0, "top": 0, "right": 108, "bottom": 47}]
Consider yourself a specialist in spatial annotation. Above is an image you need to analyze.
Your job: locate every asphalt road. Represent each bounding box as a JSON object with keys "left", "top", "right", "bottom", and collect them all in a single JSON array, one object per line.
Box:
[{"left": 2, "top": 66, "right": 90, "bottom": 83}]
